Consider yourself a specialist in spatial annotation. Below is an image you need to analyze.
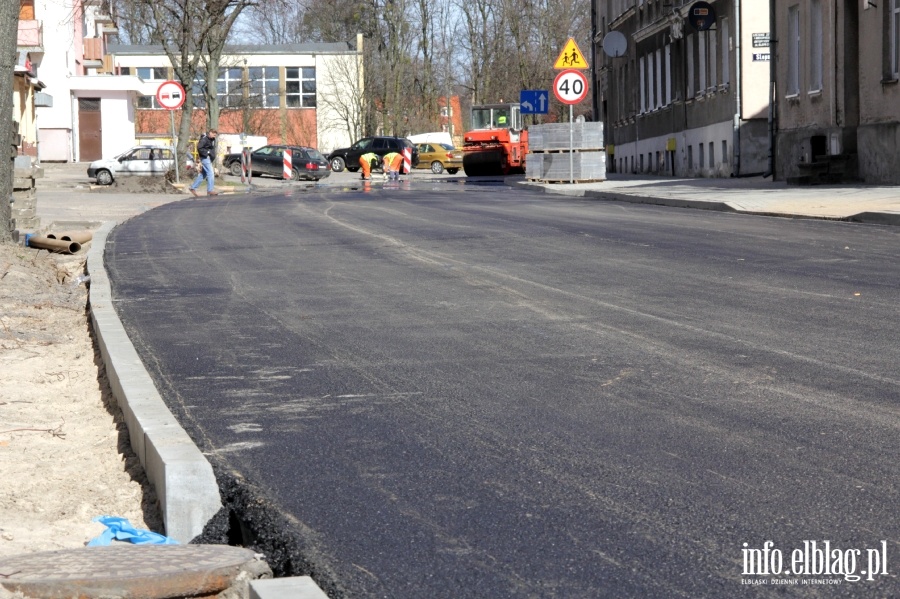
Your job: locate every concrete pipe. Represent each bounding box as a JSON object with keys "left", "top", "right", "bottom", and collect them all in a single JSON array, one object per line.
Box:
[
  {"left": 46, "top": 230, "right": 93, "bottom": 244},
  {"left": 27, "top": 236, "right": 82, "bottom": 254},
  {"left": 60, "top": 231, "right": 93, "bottom": 244}
]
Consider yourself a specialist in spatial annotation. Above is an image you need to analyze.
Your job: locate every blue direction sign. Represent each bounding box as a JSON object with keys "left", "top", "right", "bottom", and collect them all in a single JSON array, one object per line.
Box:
[{"left": 520, "top": 90, "right": 549, "bottom": 114}]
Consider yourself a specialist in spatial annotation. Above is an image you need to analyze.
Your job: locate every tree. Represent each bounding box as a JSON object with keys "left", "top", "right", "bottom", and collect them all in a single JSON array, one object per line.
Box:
[
  {"left": 1, "top": 0, "right": 18, "bottom": 242},
  {"left": 113, "top": 0, "right": 255, "bottom": 170}
]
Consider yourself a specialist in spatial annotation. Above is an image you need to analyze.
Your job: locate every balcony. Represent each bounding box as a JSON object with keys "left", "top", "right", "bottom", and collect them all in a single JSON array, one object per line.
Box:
[
  {"left": 16, "top": 19, "right": 44, "bottom": 52},
  {"left": 17, "top": 19, "right": 42, "bottom": 49},
  {"left": 83, "top": 37, "right": 103, "bottom": 61}
]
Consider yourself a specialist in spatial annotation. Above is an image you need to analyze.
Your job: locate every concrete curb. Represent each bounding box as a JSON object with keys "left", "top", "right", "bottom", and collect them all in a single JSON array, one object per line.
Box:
[
  {"left": 518, "top": 180, "right": 900, "bottom": 225},
  {"left": 86, "top": 222, "right": 222, "bottom": 543}
]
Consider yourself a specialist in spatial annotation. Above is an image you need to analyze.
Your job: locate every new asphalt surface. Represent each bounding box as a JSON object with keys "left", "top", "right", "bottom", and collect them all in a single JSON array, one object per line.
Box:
[
  {"left": 90, "top": 174, "right": 900, "bottom": 598},
  {"left": 95, "top": 171, "right": 900, "bottom": 598}
]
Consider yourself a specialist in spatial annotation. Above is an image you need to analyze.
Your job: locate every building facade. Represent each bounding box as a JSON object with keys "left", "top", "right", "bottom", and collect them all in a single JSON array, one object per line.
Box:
[
  {"left": 774, "top": 0, "right": 900, "bottom": 184},
  {"left": 16, "top": 0, "right": 362, "bottom": 162},
  {"left": 595, "top": 0, "right": 770, "bottom": 178},
  {"left": 111, "top": 40, "right": 364, "bottom": 157}
]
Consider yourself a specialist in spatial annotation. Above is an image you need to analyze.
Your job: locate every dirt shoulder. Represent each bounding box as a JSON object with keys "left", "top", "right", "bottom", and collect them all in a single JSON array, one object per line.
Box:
[{"left": 1, "top": 235, "right": 160, "bottom": 557}]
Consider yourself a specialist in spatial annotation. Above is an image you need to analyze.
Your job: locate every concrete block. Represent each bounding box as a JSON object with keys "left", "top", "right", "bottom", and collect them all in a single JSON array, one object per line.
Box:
[
  {"left": 10, "top": 194, "right": 37, "bottom": 210},
  {"left": 11, "top": 216, "right": 40, "bottom": 230},
  {"left": 250, "top": 577, "right": 330, "bottom": 599},
  {"left": 13, "top": 177, "right": 36, "bottom": 190},
  {"left": 12, "top": 187, "right": 36, "bottom": 200},
  {"left": 87, "top": 222, "right": 222, "bottom": 544},
  {"left": 14, "top": 155, "right": 33, "bottom": 169}
]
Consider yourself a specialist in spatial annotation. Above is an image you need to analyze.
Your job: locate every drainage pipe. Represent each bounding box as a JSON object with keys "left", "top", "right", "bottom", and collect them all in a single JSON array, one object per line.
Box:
[{"left": 26, "top": 236, "right": 81, "bottom": 254}]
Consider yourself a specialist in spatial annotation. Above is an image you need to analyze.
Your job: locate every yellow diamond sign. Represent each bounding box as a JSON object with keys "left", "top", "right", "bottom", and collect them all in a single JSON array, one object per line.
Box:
[{"left": 554, "top": 38, "right": 589, "bottom": 70}]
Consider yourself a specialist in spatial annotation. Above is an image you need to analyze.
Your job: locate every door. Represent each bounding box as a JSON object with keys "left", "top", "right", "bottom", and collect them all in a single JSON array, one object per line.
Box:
[
  {"left": 120, "top": 148, "right": 152, "bottom": 176},
  {"left": 78, "top": 98, "right": 102, "bottom": 162}
]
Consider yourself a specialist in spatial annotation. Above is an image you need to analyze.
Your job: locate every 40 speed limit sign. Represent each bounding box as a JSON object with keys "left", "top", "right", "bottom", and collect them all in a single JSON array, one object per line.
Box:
[{"left": 553, "top": 69, "right": 589, "bottom": 105}]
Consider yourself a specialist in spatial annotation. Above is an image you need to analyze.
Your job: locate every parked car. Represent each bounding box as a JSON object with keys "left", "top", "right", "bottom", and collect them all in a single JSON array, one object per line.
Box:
[
  {"left": 222, "top": 145, "right": 330, "bottom": 181},
  {"left": 87, "top": 145, "right": 185, "bottom": 186},
  {"left": 415, "top": 143, "right": 462, "bottom": 175},
  {"left": 326, "top": 136, "right": 419, "bottom": 173}
]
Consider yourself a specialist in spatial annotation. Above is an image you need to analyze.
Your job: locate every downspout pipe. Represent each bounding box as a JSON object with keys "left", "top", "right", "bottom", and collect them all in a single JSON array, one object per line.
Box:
[
  {"left": 733, "top": 0, "right": 742, "bottom": 176},
  {"left": 765, "top": 0, "right": 777, "bottom": 177}
]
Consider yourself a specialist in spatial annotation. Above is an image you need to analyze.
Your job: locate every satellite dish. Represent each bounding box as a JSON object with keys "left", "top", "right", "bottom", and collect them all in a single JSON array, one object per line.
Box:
[
  {"left": 688, "top": 1, "right": 716, "bottom": 31},
  {"left": 602, "top": 31, "right": 627, "bottom": 58}
]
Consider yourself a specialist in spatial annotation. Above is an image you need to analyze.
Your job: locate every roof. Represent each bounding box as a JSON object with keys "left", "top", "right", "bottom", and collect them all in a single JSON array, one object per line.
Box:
[{"left": 108, "top": 42, "right": 357, "bottom": 56}]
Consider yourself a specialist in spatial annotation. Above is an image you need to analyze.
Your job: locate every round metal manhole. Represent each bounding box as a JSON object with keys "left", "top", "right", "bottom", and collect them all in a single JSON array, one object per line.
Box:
[{"left": 0, "top": 545, "right": 258, "bottom": 599}]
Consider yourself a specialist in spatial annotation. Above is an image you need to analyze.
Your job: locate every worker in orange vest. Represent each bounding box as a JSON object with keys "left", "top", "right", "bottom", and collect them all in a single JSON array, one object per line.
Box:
[
  {"left": 382, "top": 151, "right": 403, "bottom": 181},
  {"left": 358, "top": 152, "right": 379, "bottom": 180}
]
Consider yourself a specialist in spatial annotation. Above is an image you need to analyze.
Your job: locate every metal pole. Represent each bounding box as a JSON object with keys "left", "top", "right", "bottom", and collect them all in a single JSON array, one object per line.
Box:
[
  {"left": 170, "top": 109, "right": 179, "bottom": 183},
  {"left": 570, "top": 104, "right": 574, "bottom": 183}
]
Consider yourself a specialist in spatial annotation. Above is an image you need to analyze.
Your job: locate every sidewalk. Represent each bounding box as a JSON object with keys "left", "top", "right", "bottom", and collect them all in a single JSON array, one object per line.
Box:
[{"left": 519, "top": 173, "right": 900, "bottom": 225}]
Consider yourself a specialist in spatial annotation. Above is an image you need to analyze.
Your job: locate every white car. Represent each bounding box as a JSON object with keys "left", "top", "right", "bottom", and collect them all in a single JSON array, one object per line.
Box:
[{"left": 87, "top": 145, "right": 187, "bottom": 185}]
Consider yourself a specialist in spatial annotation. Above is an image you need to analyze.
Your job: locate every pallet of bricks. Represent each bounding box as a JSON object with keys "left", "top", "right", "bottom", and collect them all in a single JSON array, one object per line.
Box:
[{"left": 525, "top": 122, "right": 606, "bottom": 183}]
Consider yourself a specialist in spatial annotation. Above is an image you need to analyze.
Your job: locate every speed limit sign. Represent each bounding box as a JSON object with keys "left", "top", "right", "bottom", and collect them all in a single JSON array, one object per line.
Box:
[{"left": 553, "top": 69, "right": 589, "bottom": 105}]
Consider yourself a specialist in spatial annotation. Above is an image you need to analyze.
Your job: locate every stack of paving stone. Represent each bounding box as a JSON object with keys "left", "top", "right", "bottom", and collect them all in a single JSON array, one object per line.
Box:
[
  {"left": 11, "top": 155, "right": 42, "bottom": 233},
  {"left": 526, "top": 122, "right": 606, "bottom": 183}
]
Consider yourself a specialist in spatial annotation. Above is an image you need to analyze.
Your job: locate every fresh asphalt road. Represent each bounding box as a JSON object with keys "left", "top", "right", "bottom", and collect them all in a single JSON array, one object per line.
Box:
[{"left": 104, "top": 180, "right": 900, "bottom": 598}]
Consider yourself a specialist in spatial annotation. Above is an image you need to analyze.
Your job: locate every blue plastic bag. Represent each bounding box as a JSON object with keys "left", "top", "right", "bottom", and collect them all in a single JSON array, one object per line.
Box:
[{"left": 87, "top": 516, "right": 179, "bottom": 546}]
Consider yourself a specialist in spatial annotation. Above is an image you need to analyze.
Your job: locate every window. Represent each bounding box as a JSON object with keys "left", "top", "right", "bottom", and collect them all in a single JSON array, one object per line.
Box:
[
  {"left": 722, "top": 18, "right": 730, "bottom": 85},
  {"left": 722, "top": 140, "right": 728, "bottom": 164},
  {"left": 688, "top": 145, "right": 694, "bottom": 169},
  {"left": 136, "top": 67, "right": 167, "bottom": 109},
  {"left": 648, "top": 52, "right": 655, "bottom": 109},
  {"left": 687, "top": 34, "right": 695, "bottom": 97},
  {"left": 699, "top": 31, "right": 707, "bottom": 93},
  {"left": 709, "top": 142, "right": 715, "bottom": 166},
  {"left": 217, "top": 68, "right": 243, "bottom": 108},
  {"left": 639, "top": 56, "right": 646, "bottom": 112},
  {"left": 286, "top": 67, "right": 316, "bottom": 108},
  {"left": 249, "top": 67, "right": 280, "bottom": 108},
  {"left": 810, "top": 0, "right": 823, "bottom": 91},
  {"left": 893, "top": 0, "right": 900, "bottom": 78},
  {"left": 699, "top": 142, "right": 705, "bottom": 168},
  {"left": 665, "top": 45, "right": 672, "bottom": 104},
  {"left": 788, "top": 5, "right": 800, "bottom": 95},
  {"left": 708, "top": 26, "right": 718, "bottom": 89},
  {"left": 656, "top": 49, "right": 663, "bottom": 108},
  {"left": 192, "top": 69, "right": 207, "bottom": 109}
]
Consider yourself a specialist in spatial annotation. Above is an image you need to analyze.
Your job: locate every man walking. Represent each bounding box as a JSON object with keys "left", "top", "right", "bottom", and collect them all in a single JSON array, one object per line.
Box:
[{"left": 189, "top": 129, "right": 219, "bottom": 197}]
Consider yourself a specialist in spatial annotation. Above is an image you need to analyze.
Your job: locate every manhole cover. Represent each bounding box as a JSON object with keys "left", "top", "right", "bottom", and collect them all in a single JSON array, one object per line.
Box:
[{"left": 0, "top": 545, "right": 257, "bottom": 598}]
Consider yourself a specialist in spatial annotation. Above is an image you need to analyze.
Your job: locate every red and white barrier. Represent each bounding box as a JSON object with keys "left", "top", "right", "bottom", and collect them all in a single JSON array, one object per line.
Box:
[
  {"left": 283, "top": 149, "right": 292, "bottom": 179},
  {"left": 402, "top": 147, "right": 412, "bottom": 174}
]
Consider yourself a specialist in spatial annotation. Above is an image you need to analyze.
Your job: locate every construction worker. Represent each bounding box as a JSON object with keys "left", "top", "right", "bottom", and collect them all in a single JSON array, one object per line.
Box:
[
  {"left": 382, "top": 151, "right": 403, "bottom": 181},
  {"left": 359, "top": 152, "right": 379, "bottom": 180}
]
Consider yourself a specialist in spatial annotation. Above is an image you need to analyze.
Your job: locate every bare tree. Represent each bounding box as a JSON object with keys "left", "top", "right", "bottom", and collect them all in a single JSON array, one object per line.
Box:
[
  {"left": 1, "top": 0, "right": 18, "bottom": 241},
  {"left": 112, "top": 0, "right": 254, "bottom": 169}
]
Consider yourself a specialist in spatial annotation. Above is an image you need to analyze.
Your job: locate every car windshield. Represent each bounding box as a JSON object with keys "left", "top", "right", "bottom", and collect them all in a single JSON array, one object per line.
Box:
[
  {"left": 307, "top": 149, "right": 324, "bottom": 160},
  {"left": 471, "top": 106, "right": 511, "bottom": 129},
  {"left": 439, "top": 144, "right": 454, "bottom": 151}
]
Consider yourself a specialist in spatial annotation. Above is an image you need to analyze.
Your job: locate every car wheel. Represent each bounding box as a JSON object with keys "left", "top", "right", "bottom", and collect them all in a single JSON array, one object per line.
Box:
[
  {"left": 430, "top": 161, "right": 444, "bottom": 175},
  {"left": 95, "top": 169, "right": 113, "bottom": 186},
  {"left": 447, "top": 168, "right": 459, "bottom": 175},
  {"left": 330, "top": 157, "right": 345, "bottom": 172},
  {"left": 347, "top": 166, "right": 359, "bottom": 173},
  {"left": 290, "top": 168, "right": 301, "bottom": 181},
  {"left": 229, "top": 162, "right": 243, "bottom": 176}
]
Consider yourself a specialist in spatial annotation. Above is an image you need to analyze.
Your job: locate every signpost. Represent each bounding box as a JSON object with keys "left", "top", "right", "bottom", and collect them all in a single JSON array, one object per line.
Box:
[
  {"left": 520, "top": 90, "right": 549, "bottom": 114},
  {"left": 553, "top": 69, "right": 589, "bottom": 183},
  {"left": 156, "top": 80, "right": 185, "bottom": 183}
]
